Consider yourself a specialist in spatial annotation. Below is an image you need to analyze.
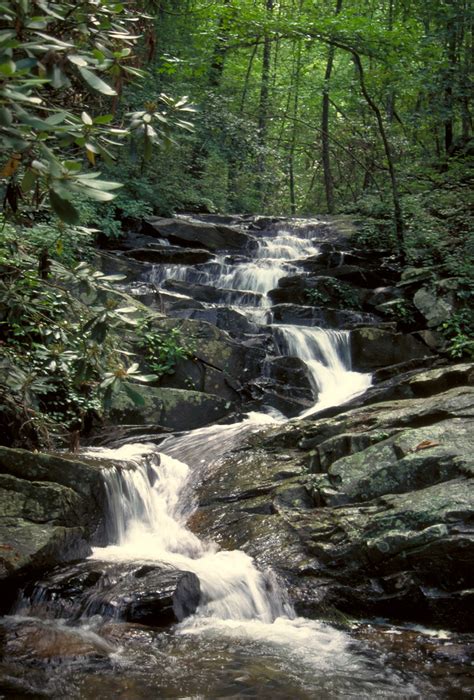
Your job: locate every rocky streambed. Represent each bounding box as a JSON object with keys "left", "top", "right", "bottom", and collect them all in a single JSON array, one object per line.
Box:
[{"left": 0, "top": 215, "right": 473, "bottom": 697}]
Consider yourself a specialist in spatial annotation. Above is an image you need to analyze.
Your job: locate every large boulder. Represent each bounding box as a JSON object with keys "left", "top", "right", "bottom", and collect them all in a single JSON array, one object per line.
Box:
[
  {"left": 173, "top": 307, "right": 261, "bottom": 338},
  {"left": 19, "top": 561, "right": 201, "bottom": 626},
  {"left": 413, "top": 284, "right": 455, "bottom": 328},
  {"left": 142, "top": 217, "right": 256, "bottom": 252},
  {"left": 188, "top": 383, "right": 474, "bottom": 630},
  {"left": 108, "top": 386, "right": 236, "bottom": 431},
  {"left": 350, "top": 327, "right": 433, "bottom": 371},
  {"left": 144, "top": 316, "right": 266, "bottom": 386},
  {"left": 0, "top": 447, "right": 109, "bottom": 601},
  {"left": 123, "top": 246, "right": 214, "bottom": 266}
]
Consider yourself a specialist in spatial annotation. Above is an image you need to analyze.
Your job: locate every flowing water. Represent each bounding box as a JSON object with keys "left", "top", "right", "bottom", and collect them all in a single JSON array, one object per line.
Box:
[{"left": 4, "top": 218, "right": 449, "bottom": 698}]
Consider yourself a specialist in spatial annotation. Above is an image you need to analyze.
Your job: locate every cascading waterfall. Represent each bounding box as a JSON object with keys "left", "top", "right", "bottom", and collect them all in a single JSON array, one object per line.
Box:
[
  {"left": 148, "top": 220, "right": 371, "bottom": 413},
  {"left": 88, "top": 421, "right": 289, "bottom": 625},
  {"left": 79, "top": 417, "right": 410, "bottom": 694},
  {"left": 9, "top": 219, "right": 415, "bottom": 696},
  {"left": 150, "top": 224, "right": 319, "bottom": 301},
  {"left": 95, "top": 219, "right": 374, "bottom": 636},
  {"left": 275, "top": 325, "right": 372, "bottom": 414}
]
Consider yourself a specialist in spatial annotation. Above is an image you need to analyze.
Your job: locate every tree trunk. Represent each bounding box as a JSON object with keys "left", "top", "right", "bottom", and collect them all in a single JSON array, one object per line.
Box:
[
  {"left": 351, "top": 51, "right": 405, "bottom": 261},
  {"left": 321, "top": 0, "right": 343, "bottom": 214},
  {"left": 256, "top": 0, "right": 274, "bottom": 207},
  {"left": 289, "top": 38, "right": 302, "bottom": 215}
]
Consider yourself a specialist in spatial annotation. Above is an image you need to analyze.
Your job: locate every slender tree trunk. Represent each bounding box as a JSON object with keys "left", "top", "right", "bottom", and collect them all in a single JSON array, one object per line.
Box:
[
  {"left": 239, "top": 41, "right": 259, "bottom": 113},
  {"left": 351, "top": 51, "right": 405, "bottom": 261},
  {"left": 444, "top": 0, "right": 457, "bottom": 155},
  {"left": 386, "top": 0, "right": 395, "bottom": 121},
  {"left": 321, "top": 0, "right": 343, "bottom": 214},
  {"left": 289, "top": 39, "right": 302, "bottom": 215},
  {"left": 257, "top": 0, "right": 274, "bottom": 207}
]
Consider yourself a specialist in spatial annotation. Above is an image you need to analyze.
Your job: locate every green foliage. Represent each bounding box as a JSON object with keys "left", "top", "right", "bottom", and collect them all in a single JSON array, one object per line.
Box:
[
  {"left": 305, "top": 278, "right": 361, "bottom": 310},
  {"left": 136, "top": 322, "right": 195, "bottom": 379},
  {"left": 379, "top": 298, "right": 416, "bottom": 326},
  {"left": 0, "top": 228, "right": 162, "bottom": 445},
  {"left": 0, "top": 0, "right": 195, "bottom": 226},
  {"left": 440, "top": 310, "right": 474, "bottom": 360},
  {"left": 0, "top": 216, "right": 94, "bottom": 266}
]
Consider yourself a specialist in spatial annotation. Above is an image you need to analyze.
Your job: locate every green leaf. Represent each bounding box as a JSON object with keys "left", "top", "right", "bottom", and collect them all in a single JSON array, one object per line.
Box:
[
  {"left": 93, "top": 114, "right": 114, "bottom": 125},
  {"left": 0, "top": 106, "right": 12, "bottom": 126},
  {"left": 0, "top": 60, "right": 16, "bottom": 76},
  {"left": 132, "top": 374, "right": 158, "bottom": 383},
  {"left": 44, "top": 111, "right": 67, "bottom": 125},
  {"left": 78, "top": 67, "right": 117, "bottom": 96},
  {"left": 123, "top": 382, "right": 146, "bottom": 406},
  {"left": 115, "top": 306, "right": 137, "bottom": 314},
  {"left": 75, "top": 176, "right": 123, "bottom": 191},
  {"left": 21, "top": 168, "right": 37, "bottom": 193},
  {"left": 79, "top": 188, "right": 117, "bottom": 202},
  {"left": 68, "top": 54, "right": 88, "bottom": 67},
  {"left": 49, "top": 189, "right": 80, "bottom": 225}
]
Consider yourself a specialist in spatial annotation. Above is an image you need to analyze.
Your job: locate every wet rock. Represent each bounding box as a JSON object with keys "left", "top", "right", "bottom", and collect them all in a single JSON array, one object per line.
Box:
[
  {"left": 17, "top": 561, "right": 200, "bottom": 626},
  {"left": 267, "top": 276, "right": 308, "bottom": 305},
  {"left": 189, "top": 384, "right": 474, "bottom": 629},
  {"left": 270, "top": 304, "right": 382, "bottom": 329},
  {"left": 0, "top": 616, "right": 115, "bottom": 665},
  {"left": 142, "top": 217, "right": 256, "bottom": 252},
  {"left": 300, "top": 263, "right": 387, "bottom": 288},
  {"left": 123, "top": 246, "right": 214, "bottom": 265},
  {"left": 108, "top": 385, "right": 235, "bottom": 431},
  {"left": 163, "top": 279, "right": 263, "bottom": 307},
  {"left": 350, "top": 326, "right": 433, "bottom": 371},
  {"left": 0, "top": 447, "right": 110, "bottom": 601},
  {"left": 175, "top": 306, "right": 260, "bottom": 338},
  {"left": 247, "top": 355, "right": 316, "bottom": 415},
  {"left": 246, "top": 378, "right": 314, "bottom": 418}
]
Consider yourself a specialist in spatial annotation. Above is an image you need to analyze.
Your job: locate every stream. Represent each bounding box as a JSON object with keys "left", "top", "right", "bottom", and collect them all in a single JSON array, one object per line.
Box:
[{"left": 2, "top": 218, "right": 469, "bottom": 698}]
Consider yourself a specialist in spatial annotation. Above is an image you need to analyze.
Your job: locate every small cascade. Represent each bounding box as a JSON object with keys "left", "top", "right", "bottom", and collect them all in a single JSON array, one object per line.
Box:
[
  {"left": 275, "top": 325, "right": 372, "bottom": 413},
  {"left": 84, "top": 425, "right": 289, "bottom": 625},
  {"left": 149, "top": 224, "right": 318, "bottom": 302}
]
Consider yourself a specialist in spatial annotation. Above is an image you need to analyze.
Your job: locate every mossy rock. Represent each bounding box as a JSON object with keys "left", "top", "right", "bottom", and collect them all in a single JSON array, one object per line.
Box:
[{"left": 108, "top": 386, "right": 235, "bottom": 430}]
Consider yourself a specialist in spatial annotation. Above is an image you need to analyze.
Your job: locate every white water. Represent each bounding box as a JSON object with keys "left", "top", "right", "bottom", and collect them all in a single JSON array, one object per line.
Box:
[
  {"left": 86, "top": 436, "right": 369, "bottom": 676},
  {"left": 149, "top": 219, "right": 371, "bottom": 413},
  {"left": 88, "top": 418, "right": 289, "bottom": 625},
  {"left": 275, "top": 325, "right": 372, "bottom": 415},
  {"left": 84, "top": 220, "right": 387, "bottom": 683},
  {"left": 150, "top": 225, "right": 318, "bottom": 302}
]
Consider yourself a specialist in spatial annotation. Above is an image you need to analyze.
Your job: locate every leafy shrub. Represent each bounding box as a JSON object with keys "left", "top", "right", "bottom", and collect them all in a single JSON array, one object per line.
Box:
[
  {"left": 136, "top": 322, "right": 195, "bottom": 378},
  {"left": 0, "top": 240, "right": 158, "bottom": 445},
  {"left": 440, "top": 310, "right": 474, "bottom": 359},
  {"left": 305, "top": 279, "right": 361, "bottom": 310}
]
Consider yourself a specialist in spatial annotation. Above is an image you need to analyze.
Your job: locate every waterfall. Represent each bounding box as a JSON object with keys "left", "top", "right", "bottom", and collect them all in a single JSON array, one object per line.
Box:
[
  {"left": 147, "top": 219, "right": 371, "bottom": 417},
  {"left": 86, "top": 420, "right": 289, "bottom": 625},
  {"left": 275, "top": 325, "right": 372, "bottom": 414},
  {"left": 6, "top": 218, "right": 418, "bottom": 696}
]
